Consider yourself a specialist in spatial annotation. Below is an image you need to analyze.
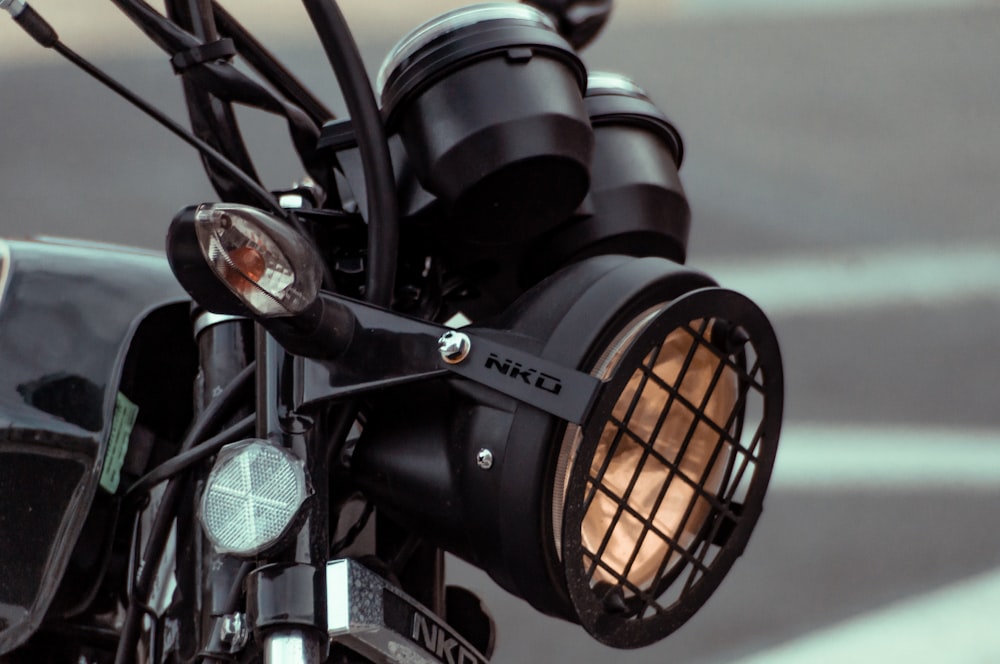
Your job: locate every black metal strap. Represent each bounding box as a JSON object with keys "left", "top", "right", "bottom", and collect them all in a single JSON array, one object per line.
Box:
[{"left": 170, "top": 38, "right": 236, "bottom": 73}]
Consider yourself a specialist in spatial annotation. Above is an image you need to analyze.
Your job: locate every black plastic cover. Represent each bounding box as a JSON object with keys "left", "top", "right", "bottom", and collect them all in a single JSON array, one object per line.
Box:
[{"left": 0, "top": 238, "right": 187, "bottom": 654}]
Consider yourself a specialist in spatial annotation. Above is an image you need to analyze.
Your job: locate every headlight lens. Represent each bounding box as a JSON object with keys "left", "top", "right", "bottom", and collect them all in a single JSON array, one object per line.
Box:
[{"left": 577, "top": 318, "right": 736, "bottom": 592}]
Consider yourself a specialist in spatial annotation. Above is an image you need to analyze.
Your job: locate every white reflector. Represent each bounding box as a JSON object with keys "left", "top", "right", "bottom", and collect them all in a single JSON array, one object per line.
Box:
[{"left": 199, "top": 439, "right": 310, "bottom": 556}]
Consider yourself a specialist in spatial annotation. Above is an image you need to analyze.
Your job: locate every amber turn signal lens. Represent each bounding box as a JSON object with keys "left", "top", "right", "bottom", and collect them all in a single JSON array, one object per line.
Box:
[
  {"left": 193, "top": 203, "right": 322, "bottom": 318},
  {"left": 222, "top": 245, "right": 267, "bottom": 293}
]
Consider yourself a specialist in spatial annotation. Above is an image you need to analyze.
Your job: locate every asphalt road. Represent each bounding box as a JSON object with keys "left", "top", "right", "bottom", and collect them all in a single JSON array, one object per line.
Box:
[{"left": 2, "top": 2, "right": 999, "bottom": 662}]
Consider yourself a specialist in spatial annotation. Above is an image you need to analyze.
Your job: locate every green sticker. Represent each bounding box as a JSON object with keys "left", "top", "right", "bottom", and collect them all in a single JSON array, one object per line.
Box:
[{"left": 99, "top": 392, "right": 139, "bottom": 493}]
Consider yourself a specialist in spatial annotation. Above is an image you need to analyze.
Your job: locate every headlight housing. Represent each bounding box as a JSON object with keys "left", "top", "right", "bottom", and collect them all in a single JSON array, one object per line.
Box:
[{"left": 353, "top": 255, "right": 782, "bottom": 647}]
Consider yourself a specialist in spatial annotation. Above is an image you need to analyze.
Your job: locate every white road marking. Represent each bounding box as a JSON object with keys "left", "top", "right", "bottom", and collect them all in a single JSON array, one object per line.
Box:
[
  {"left": 668, "top": 0, "right": 992, "bottom": 19},
  {"left": 695, "top": 245, "right": 1000, "bottom": 317},
  {"left": 770, "top": 424, "right": 1000, "bottom": 491},
  {"left": 2, "top": 0, "right": 992, "bottom": 63},
  {"left": 732, "top": 566, "right": 1000, "bottom": 663}
]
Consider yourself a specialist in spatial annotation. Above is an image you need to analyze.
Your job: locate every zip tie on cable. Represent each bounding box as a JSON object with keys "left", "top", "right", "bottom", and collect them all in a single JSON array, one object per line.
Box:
[{"left": 170, "top": 38, "right": 238, "bottom": 74}]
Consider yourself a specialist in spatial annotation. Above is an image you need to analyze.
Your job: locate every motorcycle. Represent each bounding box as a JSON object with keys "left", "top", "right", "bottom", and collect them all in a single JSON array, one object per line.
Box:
[{"left": 0, "top": 0, "right": 784, "bottom": 662}]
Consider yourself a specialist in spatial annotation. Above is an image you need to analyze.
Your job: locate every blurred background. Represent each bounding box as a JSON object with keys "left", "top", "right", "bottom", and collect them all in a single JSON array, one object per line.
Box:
[{"left": 2, "top": 0, "right": 999, "bottom": 661}]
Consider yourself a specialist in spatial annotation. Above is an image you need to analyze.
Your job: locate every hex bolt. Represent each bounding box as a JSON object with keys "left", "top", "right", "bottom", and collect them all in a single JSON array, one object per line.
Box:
[
  {"left": 220, "top": 612, "right": 249, "bottom": 650},
  {"left": 477, "top": 448, "right": 494, "bottom": 470},
  {"left": 438, "top": 330, "right": 472, "bottom": 364}
]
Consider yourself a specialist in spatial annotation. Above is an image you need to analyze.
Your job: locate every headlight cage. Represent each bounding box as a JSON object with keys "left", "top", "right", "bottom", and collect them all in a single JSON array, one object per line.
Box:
[{"left": 560, "top": 287, "right": 782, "bottom": 647}]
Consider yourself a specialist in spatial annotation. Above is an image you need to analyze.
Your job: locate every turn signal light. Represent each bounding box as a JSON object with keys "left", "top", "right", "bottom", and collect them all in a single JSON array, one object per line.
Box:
[{"left": 192, "top": 203, "right": 322, "bottom": 318}]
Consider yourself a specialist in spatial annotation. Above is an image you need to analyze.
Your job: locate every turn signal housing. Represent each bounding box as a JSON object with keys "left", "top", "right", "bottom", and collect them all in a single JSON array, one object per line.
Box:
[{"left": 353, "top": 255, "right": 782, "bottom": 647}]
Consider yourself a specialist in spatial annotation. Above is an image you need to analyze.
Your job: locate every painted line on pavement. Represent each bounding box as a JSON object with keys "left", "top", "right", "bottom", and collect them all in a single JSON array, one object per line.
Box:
[
  {"left": 3, "top": 0, "right": 993, "bottom": 63},
  {"left": 695, "top": 245, "right": 1000, "bottom": 318},
  {"left": 668, "top": 0, "right": 991, "bottom": 19},
  {"left": 732, "top": 566, "right": 1000, "bottom": 663},
  {"left": 771, "top": 424, "right": 1000, "bottom": 491}
]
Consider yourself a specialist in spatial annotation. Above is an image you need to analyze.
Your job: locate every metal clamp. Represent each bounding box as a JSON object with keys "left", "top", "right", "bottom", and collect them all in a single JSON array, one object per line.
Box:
[
  {"left": 170, "top": 38, "right": 237, "bottom": 74},
  {"left": 0, "top": 0, "right": 27, "bottom": 18}
]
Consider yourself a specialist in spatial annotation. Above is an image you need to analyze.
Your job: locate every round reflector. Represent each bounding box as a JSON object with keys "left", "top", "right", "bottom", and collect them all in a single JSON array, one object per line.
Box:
[{"left": 199, "top": 439, "right": 311, "bottom": 557}]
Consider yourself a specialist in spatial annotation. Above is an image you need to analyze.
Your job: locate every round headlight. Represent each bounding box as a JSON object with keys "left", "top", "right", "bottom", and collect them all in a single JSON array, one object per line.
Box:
[
  {"left": 552, "top": 309, "right": 735, "bottom": 588},
  {"left": 354, "top": 255, "right": 782, "bottom": 648},
  {"left": 378, "top": 3, "right": 593, "bottom": 245},
  {"left": 558, "top": 286, "right": 779, "bottom": 646},
  {"left": 199, "top": 439, "right": 311, "bottom": 557}
]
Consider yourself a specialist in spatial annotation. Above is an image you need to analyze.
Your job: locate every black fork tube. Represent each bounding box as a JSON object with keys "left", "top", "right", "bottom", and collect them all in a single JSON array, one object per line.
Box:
[
  {"left": 193, "top": 312, "right": 251, "bottom": 663},
  {"left": 251, "top": 326, "right": 329, "bottom": 663}
]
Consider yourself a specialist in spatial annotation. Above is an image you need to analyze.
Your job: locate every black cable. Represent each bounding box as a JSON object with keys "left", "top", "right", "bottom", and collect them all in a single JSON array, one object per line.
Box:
[
  {"left": 190, "top": 559, "right": 254, "bottom": 664},
  {"left": 221, "top": 561, "right": 255, "bottom": 615},
  {"left": 49, "top": 40, "right": 286, "bottom": 216},
  {"left": 109, "top": 0, "right": 333, "bottom": 203},
  {"left": 109, "top": 0, "right": 200, "bottom": 53},
  {"left": 115, "top": 478, "right": 186, "bottom": 664},
  {"left": 46, "top": 33, "right": 329, "bottom": 279},
  {"left": 9, "top": 2, "right": 327, "bottom": 217},
  {"left": 125, "top": 414, "right": 254, "bottom": 500},
  {"left": 115, "top": 362, "right": 256, "bottom": 664},
  {"left": 301, "top": 0, "right": 399, "bottom": 307},
  {"left": 166, "top": 0, "right": 265, "bottom": 207},
  {"left": 11, "top": 1, "right": 338, "bottom": 293},
  {"left": 212, "top": 2, "right": 334, "bottom": 125},
  {"left": 104, "top": 0, "right": 337, "bottom": 281},
  {"left": 162, "top": 356, "right": 256, "bottom": 484}
]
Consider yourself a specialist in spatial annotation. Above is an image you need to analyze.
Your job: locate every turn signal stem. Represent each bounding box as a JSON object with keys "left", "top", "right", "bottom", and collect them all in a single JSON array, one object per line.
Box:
[{"left": 266, "top": 294, "right": 357, "bottom": 360}]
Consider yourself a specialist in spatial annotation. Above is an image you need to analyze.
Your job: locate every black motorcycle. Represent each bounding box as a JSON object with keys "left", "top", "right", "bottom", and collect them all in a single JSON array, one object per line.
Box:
[{"left": 0, "top": 1, "right": 783, "bottom": 662}]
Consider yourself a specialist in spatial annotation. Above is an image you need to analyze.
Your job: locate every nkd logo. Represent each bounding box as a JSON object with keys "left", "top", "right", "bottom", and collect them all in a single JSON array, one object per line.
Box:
[
  {"left": 412, "top": 613, "right": 481, "bottom": 664},
  {"left": 484, "top": 353, "right": 563, "bottom": 395}
]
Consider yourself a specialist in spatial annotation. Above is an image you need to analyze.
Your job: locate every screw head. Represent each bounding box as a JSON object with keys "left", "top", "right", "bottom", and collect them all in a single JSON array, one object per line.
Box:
[
  {"left": 477, "top": 448, "right": 494, "bottom": 470},
  {"left": 438, "top": 330, "right": 472, "bottom": 364}
]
